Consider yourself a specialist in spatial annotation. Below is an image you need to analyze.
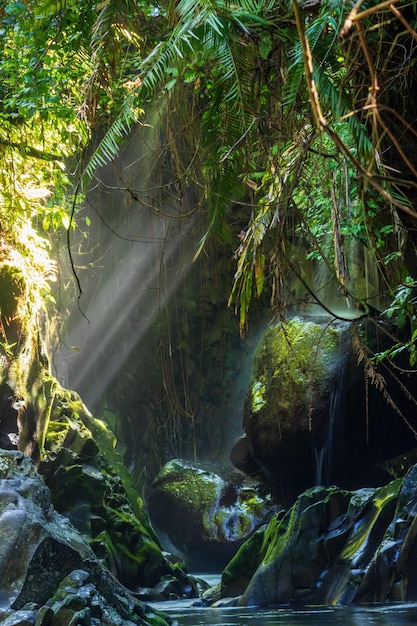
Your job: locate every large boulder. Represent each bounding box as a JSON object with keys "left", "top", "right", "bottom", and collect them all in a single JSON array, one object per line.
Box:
[
  {"left": 213, "top": 471, "right": 417, "bottom": 607},
  {"left": 0, "top": 449, "right": 170, "bottom": 626},
  {"left": 240, "top": 317, "right": 346, "bottom": 500},
  {"left": 148, "top": 459, "right": 279, "bottom": 571}
]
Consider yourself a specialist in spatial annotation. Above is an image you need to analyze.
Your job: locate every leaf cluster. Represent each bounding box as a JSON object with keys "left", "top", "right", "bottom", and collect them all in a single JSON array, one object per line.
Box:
[{"left": 2, "top": 0, "right": 417, "bottom": 368}]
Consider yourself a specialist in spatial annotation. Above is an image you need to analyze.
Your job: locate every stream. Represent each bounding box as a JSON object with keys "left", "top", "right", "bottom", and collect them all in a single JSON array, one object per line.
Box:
[
  {"left": 149, "top": 575, "right": 417, "bottom": 626},
  {"left": 152, "top": 601, "right": 417, "bottom": 626}
]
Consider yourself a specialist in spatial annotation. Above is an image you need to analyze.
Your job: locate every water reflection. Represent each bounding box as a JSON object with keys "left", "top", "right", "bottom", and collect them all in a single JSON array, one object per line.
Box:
[{"left": 152, "top": 602, "right": 417, "bottom": 626}]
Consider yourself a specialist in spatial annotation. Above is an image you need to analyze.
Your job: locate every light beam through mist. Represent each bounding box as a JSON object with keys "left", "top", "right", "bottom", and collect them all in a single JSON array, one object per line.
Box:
[
  {"left": 58, "top": 205, "right": 200, "bottom": 410},
  {"left": 55, "top": 117, "right": 203, "bottom": 411}
]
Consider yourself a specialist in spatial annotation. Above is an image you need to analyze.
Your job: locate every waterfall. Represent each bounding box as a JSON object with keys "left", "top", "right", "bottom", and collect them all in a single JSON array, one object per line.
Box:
[{"left": 314, "top": 335, "right": 347, "bottom": 487}]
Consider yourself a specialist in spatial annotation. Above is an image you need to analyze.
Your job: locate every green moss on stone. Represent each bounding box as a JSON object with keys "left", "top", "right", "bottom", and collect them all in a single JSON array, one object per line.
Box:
[
  {"left": 43, "top": 385, "right": 158, "bottom": 542},
  {"left": 251, "top": 381, "right": 266, "bottom": 413},
  {"left": 342, "top": 480, "right": 401, "bottom": 561},
  {"left": 221, "top": 523, "right": 268, "bottom": 597},
  {"left": 154, "top": 461, "right": 221, "bottom": 516},
  {"left": 245, "top": 318, "right": 344, "bottom": 440}
]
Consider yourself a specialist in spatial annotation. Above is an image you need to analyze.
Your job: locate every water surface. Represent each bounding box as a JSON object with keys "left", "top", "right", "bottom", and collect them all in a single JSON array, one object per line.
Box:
[{"left": 153, "top": 601, "right": 417, "bottom": 626}]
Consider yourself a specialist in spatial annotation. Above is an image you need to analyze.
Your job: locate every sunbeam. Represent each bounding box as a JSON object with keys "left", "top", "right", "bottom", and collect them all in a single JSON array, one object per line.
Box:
[
  {"left": 63, "top": 209, "right": 199, "bottom": 409},
  {"left": 54, "top": 116, "right": 203, "bottom": 412}
]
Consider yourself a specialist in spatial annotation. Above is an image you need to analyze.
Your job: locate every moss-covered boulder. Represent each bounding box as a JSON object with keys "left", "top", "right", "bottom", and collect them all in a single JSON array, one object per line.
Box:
[
  {"left": 241, "top": 317, "right": 347, "bottom": 500},
  {"left": 148, "top": 459, "right": 279, "bottom": 572},
  {"left": 239, "top": 316, "right": 417, "bottom": 502}
]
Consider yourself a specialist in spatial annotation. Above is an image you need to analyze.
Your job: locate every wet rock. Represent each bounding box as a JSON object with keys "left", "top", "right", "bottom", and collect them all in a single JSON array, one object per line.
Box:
[
  {"left": 148, "top": 459, "right": 279, "bottom": 571},
  {"left": 239, "top": 316, "right": 417, "bottom": 503},
  {"left": 214, "top": 478, "right": 408, "bottom": 607},
  {"left": 135, "top": 573, "right": 204, "bottom": 603},
  {"left": 354, "top": 463, "right": 417, "bottom": 603},
  {"left": 34, "top": 605, "right": 54, "bottom": 625},
  {"left": 219, "top": 521, "right": 272, "bottom": 599},
  {"left": 0, "top": 450, "right": 171, "bottom": 626},
  {"left": 0, "top": 451, "right": 90, "bottom": 611},
  {"left": 230, "top": 435, "right": 261, "bottom": 478},
  {"left": 37, "top": 389, "right": 190, "bottom": 596},
  {"left": 0, "top": 610, "right": 37, "bottom": 625}
]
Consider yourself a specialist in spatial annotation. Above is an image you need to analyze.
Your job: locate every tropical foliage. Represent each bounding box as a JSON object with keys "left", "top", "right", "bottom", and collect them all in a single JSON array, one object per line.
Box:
[{"left": 1, "top": 0, "right": 417, "bottom": 385}]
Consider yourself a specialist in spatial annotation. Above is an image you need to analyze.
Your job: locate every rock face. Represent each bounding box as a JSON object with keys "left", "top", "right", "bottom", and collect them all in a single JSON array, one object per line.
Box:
[
  {"left": 32, "top": 386, "right": 198, "bottom": 600},
  {"left": 213, "top": 465, "right": 417, "bottom": 607},
  {"left": 0, "top": 449, "right": 170, "bottom": 626},
  {"left": 148, "top": 459, "right": 279, "bottom": 571}
]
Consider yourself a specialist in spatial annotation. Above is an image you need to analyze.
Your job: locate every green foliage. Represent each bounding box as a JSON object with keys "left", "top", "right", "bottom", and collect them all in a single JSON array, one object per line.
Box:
[
  {"left": 0, "top": 2, "right": 97, "bottom": 405},
  {"left": 384, "top": 276, "right": 417, "bottom": 330},
  {"left": 1, "top": 0, "right": 416, "bottom": 407},
  {"left": 0, "top": 0, "right": 90, "bottom": 249},
  {"left": 374, "top": 276, "right": 417, "bottom": 367}
]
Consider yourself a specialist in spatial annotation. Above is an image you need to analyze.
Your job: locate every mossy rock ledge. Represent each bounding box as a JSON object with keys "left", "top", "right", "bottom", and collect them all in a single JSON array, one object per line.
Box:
[
  {"left": 36, "top": 385, "right": 200, "bottom": 603},
  {"left": 208, "top": 465, "right": 417, "bottom": 607},
  {"left": 0, "top": 373, "right": 200, "bottom": 608}
]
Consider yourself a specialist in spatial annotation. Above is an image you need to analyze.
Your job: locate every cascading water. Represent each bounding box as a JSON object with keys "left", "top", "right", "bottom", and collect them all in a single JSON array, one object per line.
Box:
[{"left": 314, "top": 336, "right": 347, "bottom": 487}]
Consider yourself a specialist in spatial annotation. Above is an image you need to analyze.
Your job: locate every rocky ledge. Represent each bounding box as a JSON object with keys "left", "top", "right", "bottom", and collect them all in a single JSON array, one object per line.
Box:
[{"left": 203, "top": 462, "right": 417, "bottom": 607}]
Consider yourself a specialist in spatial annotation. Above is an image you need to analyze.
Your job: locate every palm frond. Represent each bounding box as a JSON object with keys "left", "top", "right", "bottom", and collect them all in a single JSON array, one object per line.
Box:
[
  {"left": 33, "top": 0, "right": 69, "bottom": 17},
  {"left": 81, "top": 94, "right": 142, "bottom": 184},
  {"left": 140, "top": 2, "right": 221, "bottom": 95},
  {"left": 91, "top": 0, "right": 120, "bottom": 56}
]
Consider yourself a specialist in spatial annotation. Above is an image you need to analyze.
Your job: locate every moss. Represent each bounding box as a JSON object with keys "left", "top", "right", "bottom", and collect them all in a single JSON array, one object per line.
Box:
[
  {"left": 99, "top": 507, "right": 171, "bottom": 587},
  {"left": 244, "top": 318, "right": 345, "bottom": 467},
  {"left": 251, "top": 381, "right": 266, "bottom": 413},
  {"left": 342, "top": 480, "right": 401, "bottom": 560},
  {"left": 43, "top": 385, "right": 157, "bottom": 541},
  {"left": 144, "top": 608, "right": 172, "bottom": 626},
  {"left": 107, "top": 508, "right": 159, "bottom": 554},
  {"left": 252, "top": 319, "right": 341, "bottom": 415},
  {"left": 222, "top": 532, "right": 264, "bottom": 592},
  {"left": 154, "top": 461, "right": 220, "bottom": 514},
  {"left": 221, "top": 523, "right": 269, "bottom": 597},
  {"left": 258, "top": 487, "right": 344, "bottom": 568},
  {"left": 0, "top": 264, "right": 26, "bottom": 321},
  {"left": 262, "top": 508, "right": 294, "bottom": 566},
  {"left": 36, "top": 382, "right": 185, "bottom": 593}
]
